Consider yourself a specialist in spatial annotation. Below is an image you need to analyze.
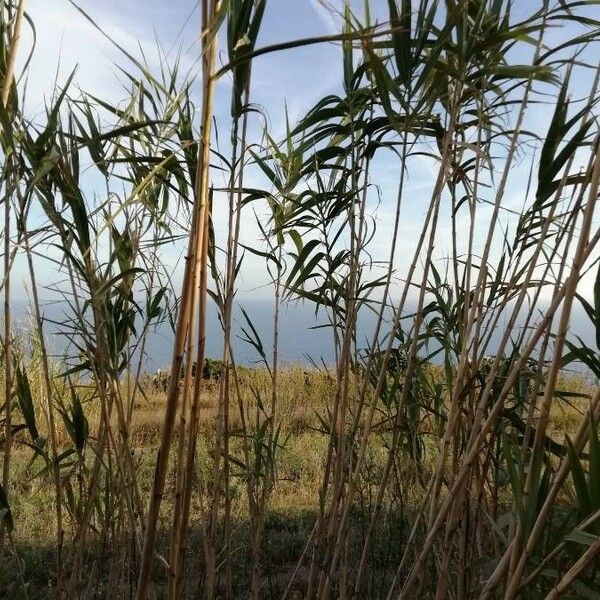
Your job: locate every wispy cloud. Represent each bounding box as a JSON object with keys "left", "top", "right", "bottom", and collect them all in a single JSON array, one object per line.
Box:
[
  {"left": 20, "top": 1, "right": 197, "bottom": 115},
  {"left": 307, "top": 0, "right": 343, "bottom": 35}
]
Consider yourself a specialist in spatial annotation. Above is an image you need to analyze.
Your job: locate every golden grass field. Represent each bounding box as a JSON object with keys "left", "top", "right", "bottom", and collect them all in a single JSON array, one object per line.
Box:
[{"left": 1, "top": 363, "right": 593, "bottom": 598}]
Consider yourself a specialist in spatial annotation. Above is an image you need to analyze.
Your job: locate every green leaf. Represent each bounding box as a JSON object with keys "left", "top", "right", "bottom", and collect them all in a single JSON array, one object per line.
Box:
[
  {"left": 589, "top": 414, "right": 600, "bottom": 510},
  {"left": 387, "top": 0, "right": 412, "bottom": 87},
  {"left": 567, "top": 436, "right": 592, "bottom": 517},
  {"left": 594, "top": 260, "right": 600, "bottom": 351},
  {"left": 285, "top": 238, "right": 320, "bottom": 289},
  {"left": 240, "top": 243, "right": 282, "bottom": 269},
  {"left": 14, "top": 365, "right": 40, "bottom": 444},
  {"left": 565, "top": 528, "right": 598, "bottom": 547}
]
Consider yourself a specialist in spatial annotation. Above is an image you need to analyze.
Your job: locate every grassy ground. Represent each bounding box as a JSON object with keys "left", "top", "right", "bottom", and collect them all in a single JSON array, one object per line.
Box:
[
  {"left": 0, "top": 364, "right": 594, "bottom": 598},
  {"left": 1, "top": 367, "right": 340, "bottom": 597}
]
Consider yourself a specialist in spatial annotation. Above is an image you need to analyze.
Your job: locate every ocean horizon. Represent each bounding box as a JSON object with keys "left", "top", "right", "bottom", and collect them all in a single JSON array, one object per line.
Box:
[{"left": 4, "top": 297, "right": 597, "bottom": 378}]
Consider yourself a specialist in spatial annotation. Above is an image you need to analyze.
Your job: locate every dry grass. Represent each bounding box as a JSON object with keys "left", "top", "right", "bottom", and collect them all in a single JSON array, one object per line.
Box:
[{"left": 1, "top": 364, "right": 593, "bottom": 598}]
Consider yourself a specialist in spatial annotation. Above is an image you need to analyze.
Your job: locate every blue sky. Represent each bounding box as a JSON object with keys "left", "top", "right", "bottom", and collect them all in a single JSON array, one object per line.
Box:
[
  {"left": 15, "top": 1, "right": 348, "bottom": 300},
  {"left": 23, "top": 1, "right": 343, "bottom": 128},
  {"left": 12, "top": 1, "right": 600, "bottom": 309}
]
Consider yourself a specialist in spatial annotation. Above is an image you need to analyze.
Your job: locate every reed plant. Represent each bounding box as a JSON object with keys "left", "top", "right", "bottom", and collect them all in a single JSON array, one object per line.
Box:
[{"left": 1, "top": 0, "right": 600, "bottom": 598}]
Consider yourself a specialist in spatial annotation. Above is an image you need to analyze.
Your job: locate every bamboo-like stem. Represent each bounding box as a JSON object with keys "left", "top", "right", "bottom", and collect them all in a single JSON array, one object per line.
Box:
[
  {"left": 1, "top": 0, "right": 27, "bottom": 555},
  {"left": 169, "top": 208, "right": 211, "bottom": 599},
  {"left": 345, "top": 75, "right": 459, "bottom": 594},
  {"left": 426, "top": 26, "right": 546, "bottom": 532},
  {"left": 502, "top": 136, "right": 600, "bottom": 599},
  {"left": 478, "top": 108, "right": 598, "bottom": 594},
  {"left": 316, "top": 87, "right": 367, "bottom": 597},
  {"left": 398, "top": 221, "right": 600, "bottom": 598},
  {"left": 22, "top": 227, "right": 65, "bottom": 594},
  {"left": 207, "top": 85, "right": 248, "bottom": 600},
  {"left": 136, "top": 2, "right": 219, "bottom": 596},
  {"left": 441, "top": 150, "right": 582, "bottom": 594},
  {"left": 544, "top": 535, "right": 600, "bottom": 600},
  {"left": 1, "top": 0, "right": 26, "bottom": 108},
  {"left": 1, "top": 173, "right": 12, "bottom": 499},
  {"left": 167, "top": 273, "right": 198, "bottom": 597},
  {"left": 320, "top": 81, "right": 461, "bottom": 599}
]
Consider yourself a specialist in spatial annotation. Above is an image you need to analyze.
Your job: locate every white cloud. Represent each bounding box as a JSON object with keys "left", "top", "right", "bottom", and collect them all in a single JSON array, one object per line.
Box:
[
  {"left": 20, "top": 1, "right": 198, "bottom": 116},
  {"left": 308, "top": 0, "right": 343, "bottom": 35}
]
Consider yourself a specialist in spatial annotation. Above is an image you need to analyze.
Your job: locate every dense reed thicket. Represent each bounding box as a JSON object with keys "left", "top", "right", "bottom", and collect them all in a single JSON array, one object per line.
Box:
[{"left": 1, "top": 0, "right": 600, "bottom": 597}]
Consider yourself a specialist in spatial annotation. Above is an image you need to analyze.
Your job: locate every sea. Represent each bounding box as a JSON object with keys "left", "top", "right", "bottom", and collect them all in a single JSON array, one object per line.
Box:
[{"left": 5, "top": 297, "right": 598, "bottom": 378}]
